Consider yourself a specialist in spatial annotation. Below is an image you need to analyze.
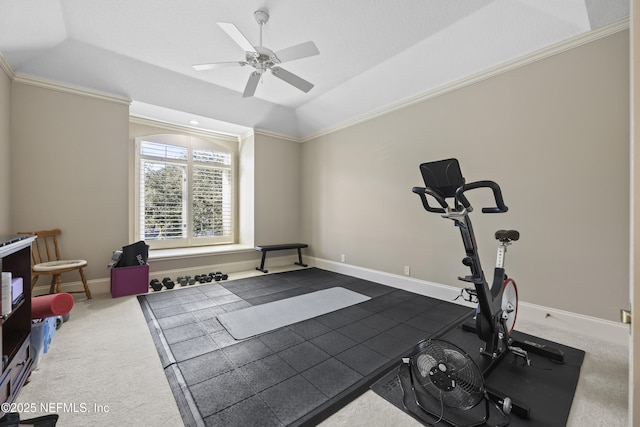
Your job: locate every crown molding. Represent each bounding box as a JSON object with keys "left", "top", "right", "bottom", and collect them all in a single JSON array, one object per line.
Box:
[
  {"left": 12, "top": 73, "right": 131, "bottom": 106},
  {"left": 240, "top": 129, "right": 255, "bottom": 142},
  {"left": 300, "top": 18, "right": 630, "bottom": 143},
  {"left": 253, "top": 128, "right": 303, "bottom": 143},
  {"left": 0, "top": 53, "right": 14, "bottom": 79},
  {"left": 3, "top": 17, "right": 629, "bottom": 144}
]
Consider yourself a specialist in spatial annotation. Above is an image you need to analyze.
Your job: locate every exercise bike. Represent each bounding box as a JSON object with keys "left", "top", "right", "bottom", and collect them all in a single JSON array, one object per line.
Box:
[
  {"left": 409, "top": 159, "right": 564, "bottom": 422},
  {"left": 412, "top": 158, "right": 519, "bottom": 362}
]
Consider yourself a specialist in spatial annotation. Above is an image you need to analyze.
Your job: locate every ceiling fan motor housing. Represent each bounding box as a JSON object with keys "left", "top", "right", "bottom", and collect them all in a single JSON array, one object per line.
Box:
[
  {"left": 254, "top": 10, "right": 269, "bottom": 25},
  {"left": 246, "top": 46, "right": 280, "bottom": 71}
]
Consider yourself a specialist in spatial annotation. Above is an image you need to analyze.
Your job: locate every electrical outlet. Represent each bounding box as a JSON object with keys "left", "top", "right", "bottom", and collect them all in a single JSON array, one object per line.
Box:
[
  {"left": 404, "top": 266, "right": 411, "bottom": 276},
  {"left": 340, "top": 254, "right": 346, "bottom": 263}
]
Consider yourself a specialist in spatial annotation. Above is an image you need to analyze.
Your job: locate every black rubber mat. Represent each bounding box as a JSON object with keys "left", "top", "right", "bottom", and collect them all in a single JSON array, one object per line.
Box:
[
  {"left": 371, "top": 323, "right": 585, "bottom": 426},
  {"left": 138, "top": 268, "right": 472, "bottom": 426}
]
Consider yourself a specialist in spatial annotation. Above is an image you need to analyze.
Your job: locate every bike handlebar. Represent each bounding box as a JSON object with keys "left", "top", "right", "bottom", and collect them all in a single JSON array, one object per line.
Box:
[
  {"left": 455, "top": 180, "right": 508, "bottom": 213},
  {"left": 411, "top": 187, "right": 448, "bottom": 214},
  {"left": 412, "top": 180, "right": 508, "bottom": 214}
]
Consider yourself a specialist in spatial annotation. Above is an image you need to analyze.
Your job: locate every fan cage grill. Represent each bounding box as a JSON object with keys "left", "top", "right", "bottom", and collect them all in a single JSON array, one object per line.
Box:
[{"left": 411, "top": 339, "right": 484, "bottom": 410}]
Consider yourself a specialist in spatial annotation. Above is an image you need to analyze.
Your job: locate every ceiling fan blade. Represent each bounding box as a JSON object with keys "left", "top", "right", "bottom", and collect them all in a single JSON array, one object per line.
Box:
[
  {"left": 271, "top": 66, "right": 314, "bottom": 93},
  {"left": 243, "top": 71, "right": 262, "bottom": 97},
  {"left": 275, "top": 41, "right": 320, "bottom": 63},
  {"left": 217, "top": 22, "right": 257, "bottom": 54},
  {"left": 192, "top": 61, "right": 245, "bottom": 71}
]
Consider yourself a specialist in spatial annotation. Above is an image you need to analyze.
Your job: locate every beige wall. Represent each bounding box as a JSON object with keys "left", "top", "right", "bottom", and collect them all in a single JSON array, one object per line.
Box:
[
  {"left": 254, "top": 133, "right": 302, "bottom": 246},
  {"left": 7, "top": 84, "right": 304, "bottom": 282},
  {"left": 302, "top": 30, "right": 630, "bottom": 322},
  {"left": 10, "top": 83, "right": 130, "bottom": 281},
  {"left": 0, "top": 67, "right": 10, "bottom": 233}
]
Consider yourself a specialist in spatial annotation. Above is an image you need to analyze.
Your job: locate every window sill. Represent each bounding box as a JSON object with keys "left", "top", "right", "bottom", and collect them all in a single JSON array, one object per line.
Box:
[{"left": 148, "top": 244, "right": 255, "bottom": 261}]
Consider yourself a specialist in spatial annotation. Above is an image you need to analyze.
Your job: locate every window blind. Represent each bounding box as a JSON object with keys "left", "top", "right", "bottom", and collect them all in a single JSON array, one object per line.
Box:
[{"left": 136, "top": 135, "right": 235, "bottom": 248}]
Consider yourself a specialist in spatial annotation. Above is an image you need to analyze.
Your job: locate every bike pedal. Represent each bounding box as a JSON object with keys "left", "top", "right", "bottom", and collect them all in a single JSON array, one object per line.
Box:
[
  {"left": 508, "top": 346, "right": 531, "bottom": 366},
  {"left": 513, "top": 339, "right": 565, "bottom": 363}
]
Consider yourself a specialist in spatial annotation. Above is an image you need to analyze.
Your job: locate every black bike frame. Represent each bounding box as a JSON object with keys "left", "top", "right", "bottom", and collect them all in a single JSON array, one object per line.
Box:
[
  {"left": 412, "top": 159, "right": 510, "bottom": 358},
  {"left": 451, "top": 212, "right": 506, "bottom": 357}
]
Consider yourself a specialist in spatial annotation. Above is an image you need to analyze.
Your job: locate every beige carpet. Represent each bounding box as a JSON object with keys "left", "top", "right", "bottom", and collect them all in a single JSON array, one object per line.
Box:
[{"left": 14, "top": 269, "right": 629, "bottom": 426}]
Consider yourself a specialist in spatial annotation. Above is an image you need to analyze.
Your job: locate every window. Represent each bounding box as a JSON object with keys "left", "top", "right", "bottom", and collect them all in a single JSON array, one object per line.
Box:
[{"left": 135, "top": 133, "right": 235, "bottom": 249}]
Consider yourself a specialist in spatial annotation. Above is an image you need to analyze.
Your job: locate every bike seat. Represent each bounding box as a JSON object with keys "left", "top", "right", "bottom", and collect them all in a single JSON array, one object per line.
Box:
[{"left": 495, "top": 229, "right": 520, "bottom": 242}]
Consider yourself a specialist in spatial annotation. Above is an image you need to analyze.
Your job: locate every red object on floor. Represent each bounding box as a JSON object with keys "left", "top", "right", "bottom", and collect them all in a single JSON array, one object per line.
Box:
[{"left": 31, "top": 293, "right": 74, "bottom": 319}]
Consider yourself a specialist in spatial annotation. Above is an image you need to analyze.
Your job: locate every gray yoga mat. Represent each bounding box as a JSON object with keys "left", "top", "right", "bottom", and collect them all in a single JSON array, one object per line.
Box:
[{"left": 217, "top": 287, "right": 371, "bottom": 339}]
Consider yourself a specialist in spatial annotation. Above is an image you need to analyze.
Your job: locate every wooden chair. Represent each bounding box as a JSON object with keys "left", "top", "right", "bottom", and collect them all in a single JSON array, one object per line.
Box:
[{"left": 18, "top": 229, "right": 92, "bottom": 299}]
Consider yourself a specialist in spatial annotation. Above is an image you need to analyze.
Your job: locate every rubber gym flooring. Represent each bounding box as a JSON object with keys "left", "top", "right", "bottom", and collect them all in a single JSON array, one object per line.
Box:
[
  {"left": 371, "top": 326, "right": 585, "bottom": 426},
  {"left": 138, "top": 268, "right": 472, "bottom": 426}
]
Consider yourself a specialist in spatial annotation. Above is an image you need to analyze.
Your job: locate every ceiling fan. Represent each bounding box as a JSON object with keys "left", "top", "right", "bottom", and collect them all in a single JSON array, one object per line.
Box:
[{"left": 193, "top": 10, "right": 320, "bottom": 97}]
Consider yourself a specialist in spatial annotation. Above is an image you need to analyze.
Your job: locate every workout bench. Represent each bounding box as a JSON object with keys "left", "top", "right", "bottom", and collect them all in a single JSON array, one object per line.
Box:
[{"left": 255, "top": 243, "right": 308, "bottom": 273}]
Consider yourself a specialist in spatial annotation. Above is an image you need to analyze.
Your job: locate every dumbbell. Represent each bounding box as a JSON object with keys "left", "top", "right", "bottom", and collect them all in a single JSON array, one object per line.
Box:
[
  {"left": 150, "top": 279, "right": 163, "bottom": 291},
  {"left": 208, "top": 271, "right": 229, "bottom": 281},
  {"left": 162, "top": 277, "right": 175, "bottom": 289},
  {"left": 55, "top": 313, "right": 70, "bottom": 330}
]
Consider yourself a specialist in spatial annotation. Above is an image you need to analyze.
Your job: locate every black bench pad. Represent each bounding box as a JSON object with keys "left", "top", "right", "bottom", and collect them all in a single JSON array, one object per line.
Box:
[
  {"left": 255, "top": 243, "right": 308, "bottom": 251},
  {"left": 255, "top": 244, "right": 308, "bottom": 273}
]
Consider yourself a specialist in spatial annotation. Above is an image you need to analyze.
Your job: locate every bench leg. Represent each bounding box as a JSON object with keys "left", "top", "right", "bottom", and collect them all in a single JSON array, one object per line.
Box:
[
  {"left": 295, "top": 248, "right": 308, "bottom": 268},
  {"left": 256, "top": 251, "right": 268, "bottom": 273}
]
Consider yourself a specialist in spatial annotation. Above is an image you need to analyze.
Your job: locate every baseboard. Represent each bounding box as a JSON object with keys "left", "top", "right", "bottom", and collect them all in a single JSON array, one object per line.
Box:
[
  {"left": 515, "top": 302, "right": 629, "bottom": 347},
  {"left": 48, "top": 254, "right": 303, "bottom": 298},
  {"left": 311, "top": 257, "right": 476, "bottom": 307},
  {"left": 310, "top": 257, "right": 629, "bottom": 347},
  {"left": 33, "top": 278, "right": 111, "bottom": 298},
  {"left": 48, "top": 255, "right": 629, "bottom": 347}
]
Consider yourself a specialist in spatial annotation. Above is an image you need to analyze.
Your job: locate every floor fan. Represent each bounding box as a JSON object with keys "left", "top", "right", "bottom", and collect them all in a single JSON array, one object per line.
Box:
[{"left": 401, "top": 339, "right": 508, "bottom": 427}]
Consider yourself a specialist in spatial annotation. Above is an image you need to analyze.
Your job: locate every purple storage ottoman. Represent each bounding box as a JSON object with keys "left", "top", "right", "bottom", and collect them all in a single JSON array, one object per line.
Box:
[{"left": 110, "top": 264, "right": 149, "bottom": 298}]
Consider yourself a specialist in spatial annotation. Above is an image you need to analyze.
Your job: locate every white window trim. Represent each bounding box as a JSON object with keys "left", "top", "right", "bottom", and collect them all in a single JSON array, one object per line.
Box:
[{"left": 134, "top": 132, "right": 237, "bottom": 250}]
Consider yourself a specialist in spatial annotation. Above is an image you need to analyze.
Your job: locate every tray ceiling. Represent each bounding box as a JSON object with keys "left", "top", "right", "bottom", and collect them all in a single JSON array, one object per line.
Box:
[{"left": 0, "top": 0, "right": 629, "bottom": 139}]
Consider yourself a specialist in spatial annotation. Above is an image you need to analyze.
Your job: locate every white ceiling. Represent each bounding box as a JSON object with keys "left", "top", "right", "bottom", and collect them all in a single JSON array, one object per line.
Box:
[{"left": 0, "top": 0, "right": 629, "bottom": 139}]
